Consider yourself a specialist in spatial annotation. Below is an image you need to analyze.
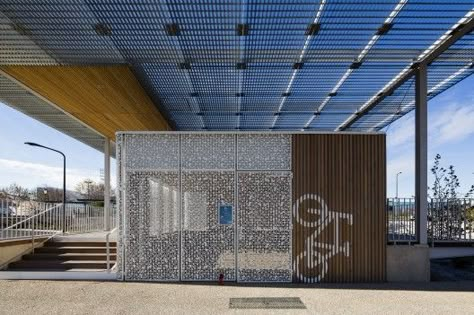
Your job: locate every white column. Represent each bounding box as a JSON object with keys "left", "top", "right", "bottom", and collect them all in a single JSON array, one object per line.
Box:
[
  {"left": 415, "top": 64, "right": 428, "bottom": 245},
  {"left": 104, "top": 138, "right": 111, "bottom": 231}
]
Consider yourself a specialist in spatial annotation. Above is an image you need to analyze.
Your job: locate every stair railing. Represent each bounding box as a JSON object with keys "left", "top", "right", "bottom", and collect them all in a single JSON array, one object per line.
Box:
[
  {"left": 106, "top": 227, "right": 118, "bottom": 272},
  {"left": 1, "top": 203, "right": 63, "bottom": 241}
]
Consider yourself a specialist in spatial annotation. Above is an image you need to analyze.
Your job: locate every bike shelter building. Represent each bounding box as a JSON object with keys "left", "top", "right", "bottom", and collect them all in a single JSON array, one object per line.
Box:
[
  {"left": 117, "top": 132, "right": 386, "bottom": 282},
  {"left": 0, "top": 2, "right": 473, "bottom": 282}
]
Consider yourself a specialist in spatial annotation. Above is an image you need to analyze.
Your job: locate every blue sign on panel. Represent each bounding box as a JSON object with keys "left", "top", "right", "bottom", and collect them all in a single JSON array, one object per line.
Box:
[{"left": 219, "top": 205, "right": 233, "bottom": 225}]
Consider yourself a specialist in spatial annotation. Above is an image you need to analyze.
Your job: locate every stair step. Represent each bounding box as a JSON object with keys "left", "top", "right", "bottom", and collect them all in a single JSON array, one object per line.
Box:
[
  {"left": 35, "top": 246, "right": 116, "bottom": 254},
  {"left": 8, "top": 260, "right": 115, "bottom": 270},
  {"left": 22, "top": 253, "right": 116, "bottom": 261},
  {"left": 45, "top": 241, "right": 117, "bottom": 247}
]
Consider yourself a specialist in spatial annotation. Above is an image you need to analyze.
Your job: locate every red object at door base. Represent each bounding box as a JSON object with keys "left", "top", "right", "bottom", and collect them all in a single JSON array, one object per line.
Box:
[{"left": 218, "top": 273, "right": 224, "bottom": 285}]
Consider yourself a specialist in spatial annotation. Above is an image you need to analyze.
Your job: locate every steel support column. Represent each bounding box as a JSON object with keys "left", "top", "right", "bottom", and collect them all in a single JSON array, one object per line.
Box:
[
  {"left": 415, "top": 64, "right": 428, "bottom": 245},
  {"left": 104, "top": 138, "right": 111, "bottom": 231}
]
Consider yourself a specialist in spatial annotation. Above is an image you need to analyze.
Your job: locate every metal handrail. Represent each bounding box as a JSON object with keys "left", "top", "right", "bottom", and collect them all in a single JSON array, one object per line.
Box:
[
  {"left": 106, "top": 227, "right": 118, "bottom": 272},
  {"left": 1, "top": 200, "right": 114, "bottom": 241},
  {"left": 3, "top": 203, "right": 62, "bottom": 232},
  {"left": 0, "top": 203, "right": 63, "bottom": 269}
]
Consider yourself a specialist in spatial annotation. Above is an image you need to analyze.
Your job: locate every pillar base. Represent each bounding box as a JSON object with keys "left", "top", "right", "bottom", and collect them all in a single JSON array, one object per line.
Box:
[{"left": 387, "top": 245, "right": 430, "bottom": 282}]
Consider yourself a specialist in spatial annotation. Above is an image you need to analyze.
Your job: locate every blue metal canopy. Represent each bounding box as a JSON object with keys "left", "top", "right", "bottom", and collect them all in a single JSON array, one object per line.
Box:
[{"left": 0, "top": 1, "right": 473, "bottom": 131}]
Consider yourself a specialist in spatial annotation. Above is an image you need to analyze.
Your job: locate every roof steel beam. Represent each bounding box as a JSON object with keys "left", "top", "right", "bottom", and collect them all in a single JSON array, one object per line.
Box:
[{"left": 338, "top": 11, "right": 474, "bottom": 131}]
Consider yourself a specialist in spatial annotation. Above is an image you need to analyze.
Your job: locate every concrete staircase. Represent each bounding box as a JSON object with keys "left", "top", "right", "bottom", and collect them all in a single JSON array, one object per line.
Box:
[{"left": 6, "top": 240, "right": 117, "bottom": 271}]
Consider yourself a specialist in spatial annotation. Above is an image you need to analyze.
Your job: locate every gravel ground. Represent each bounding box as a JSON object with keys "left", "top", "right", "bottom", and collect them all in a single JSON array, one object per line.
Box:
[{"left": 0, "top": 280, "right": 473, "bottom": 315}]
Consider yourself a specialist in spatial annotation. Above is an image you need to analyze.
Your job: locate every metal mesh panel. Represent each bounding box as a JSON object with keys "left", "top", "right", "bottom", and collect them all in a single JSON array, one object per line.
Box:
[
  {"left": 125, "top": 171, "right": 180, "bottom": 281},
  {"left": 237, "top": 172, "right": 292, "bottom": 282},
  {"left": 181, "top": 134, "right": 235, "bottom": 170},
  {"left": 116, "top": 133, "right": 124, "bottom": 279},
  {"left": 125, "top": 134, "right": 179, "bottom": 170},
  {"left": 118, "top": 132, "right": 294, "bottom": 282},
  {"left": 181, "top": 171, "right": 236, "bottom": 281},
  {"left": 237, "top": 134, "right": 291, "bottom": 170}
]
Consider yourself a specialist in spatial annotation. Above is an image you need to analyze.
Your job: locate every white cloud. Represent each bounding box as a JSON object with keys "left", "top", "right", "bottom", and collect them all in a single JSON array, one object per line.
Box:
[
  {"left": 431, "top": 103, "right": 474, "bottom": 145},
  {"left": 386, "top": 114, "right": 414, "bottom": 148},
  {"left": 386, "top": 101, "right": 474, "bottom": 149},
  {"left": 0, "top": 158, "right": 116, "bottom": 190}
]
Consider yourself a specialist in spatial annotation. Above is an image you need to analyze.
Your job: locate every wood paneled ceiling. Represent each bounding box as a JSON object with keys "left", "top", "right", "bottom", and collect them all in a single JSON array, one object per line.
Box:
[{"left": 0, "top": 65, "right": 171, "bottom": 140}]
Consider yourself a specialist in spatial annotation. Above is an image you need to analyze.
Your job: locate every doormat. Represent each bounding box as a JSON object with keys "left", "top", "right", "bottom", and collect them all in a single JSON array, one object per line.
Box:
[{"left": 229, "top": 297, "right": 306, "bottom": 309}]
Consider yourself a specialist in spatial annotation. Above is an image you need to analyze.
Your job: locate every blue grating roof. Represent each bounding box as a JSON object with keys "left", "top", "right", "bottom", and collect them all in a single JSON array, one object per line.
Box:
[{"left": 0, "top": 0, "right": 472, "bottom": 132}]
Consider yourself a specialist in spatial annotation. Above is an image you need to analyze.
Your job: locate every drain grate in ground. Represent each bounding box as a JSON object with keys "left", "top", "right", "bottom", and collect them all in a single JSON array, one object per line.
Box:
[{"left": 229, "top": 297, "right": 306, "bottom": 309}]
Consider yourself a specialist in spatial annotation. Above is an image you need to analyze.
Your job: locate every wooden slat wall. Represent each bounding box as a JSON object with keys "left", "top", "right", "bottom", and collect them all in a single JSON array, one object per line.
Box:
[
  {"left": 0, "top": 65, "right": 171, "bottom": 140},
  {"left": 292, "top": 134, "right": 386, "bottom": 283}
]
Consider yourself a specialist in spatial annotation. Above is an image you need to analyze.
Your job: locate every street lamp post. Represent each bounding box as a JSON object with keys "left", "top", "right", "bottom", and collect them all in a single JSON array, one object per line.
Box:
[
  {"left": 25, "top": 142, "right": 66, "bottom": 233},
  {"left": 396, "top": 171, "right": 402, "bottom": 199}
]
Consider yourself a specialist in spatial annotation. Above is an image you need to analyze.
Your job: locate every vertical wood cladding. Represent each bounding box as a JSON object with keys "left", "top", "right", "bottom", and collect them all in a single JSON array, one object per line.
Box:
[{"left": 292, "top": 134, "right": 386, "bottom": 283}]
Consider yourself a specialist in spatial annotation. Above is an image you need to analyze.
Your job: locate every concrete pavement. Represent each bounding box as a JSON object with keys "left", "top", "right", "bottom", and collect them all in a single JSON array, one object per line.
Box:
[{"left": 0, "top": 280, "right": 473, "bottom": 314}]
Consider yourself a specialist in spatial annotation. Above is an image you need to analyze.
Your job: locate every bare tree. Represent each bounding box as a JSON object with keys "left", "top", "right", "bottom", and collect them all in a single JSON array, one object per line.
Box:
[
  {"left": 430, "top": 154, "right": 474, "bottom": 198},
  {"left": 0, "top": 183, "right": 32, "bottom": 201},
  {"left": 75, "top": 179, "right": 105, "bottom": 200}
]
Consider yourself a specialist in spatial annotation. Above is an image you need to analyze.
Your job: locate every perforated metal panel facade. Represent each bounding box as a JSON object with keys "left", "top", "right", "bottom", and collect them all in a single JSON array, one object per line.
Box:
[{"left": 117, "top": 132, "right": 293, "bottom": 282}]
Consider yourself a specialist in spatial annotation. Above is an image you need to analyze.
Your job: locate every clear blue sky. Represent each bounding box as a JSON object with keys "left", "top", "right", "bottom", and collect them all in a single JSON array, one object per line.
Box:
[{"left": 0, "top": 74, "right": 473, "bottom": 196}]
